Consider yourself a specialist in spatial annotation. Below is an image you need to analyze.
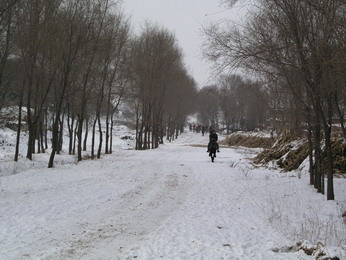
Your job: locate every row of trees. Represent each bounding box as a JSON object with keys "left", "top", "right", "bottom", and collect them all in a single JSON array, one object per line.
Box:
[
  {"left": 197, "top": 73, "right": 306, "bottom": 135},
  {"left": 130, "top": 24, "right": 197, "bottom": 149},
  {"left": 197, "top": 75, "right": 269, "bottom": 134},
  {"left": 203, "top": 0, "right": 346, "bottom": 200},
  {"left": 0, "top": 0, "right": 197, "bottom": 167}
]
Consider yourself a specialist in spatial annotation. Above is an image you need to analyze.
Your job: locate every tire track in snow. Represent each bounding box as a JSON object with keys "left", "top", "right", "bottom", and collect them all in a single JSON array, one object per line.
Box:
[
  {"left": 0, "top": 149, "right": 194, "bottom": 260},
  {"left": 51, "top": 150, "right": 194, "bottom": 260},
  {"left": 127, "top": 144, "right": 311, "bottom": 260}
]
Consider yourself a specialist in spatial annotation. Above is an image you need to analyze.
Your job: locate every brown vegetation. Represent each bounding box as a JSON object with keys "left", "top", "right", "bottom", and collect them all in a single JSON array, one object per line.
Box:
[
  {"left": 253, "top": 134, "right": 306, "bottom": 171},
  {"left": 224, "top": 132, "right": 345, "bottom": 175},
  {"left": 220, "top": 132, "right": 275, "bottom": 149},
  {"left": 328, "top": 138, "right": 346, "bottom": 174}
]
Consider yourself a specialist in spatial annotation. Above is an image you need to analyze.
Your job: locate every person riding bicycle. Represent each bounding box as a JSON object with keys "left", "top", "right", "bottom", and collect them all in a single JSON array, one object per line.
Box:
[{"left": 207, "top": 137, "right": 219, "bottom": 158}]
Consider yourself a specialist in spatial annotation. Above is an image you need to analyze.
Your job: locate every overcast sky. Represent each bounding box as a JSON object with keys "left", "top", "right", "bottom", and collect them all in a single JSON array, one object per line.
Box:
[{"left": 122, "top": 0, "right": 248, "bottom": 88}]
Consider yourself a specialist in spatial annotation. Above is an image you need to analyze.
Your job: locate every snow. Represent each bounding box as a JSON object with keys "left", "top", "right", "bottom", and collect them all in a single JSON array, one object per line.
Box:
[{"left": 0, "top": 130, "right": 345, "bottom": 260}]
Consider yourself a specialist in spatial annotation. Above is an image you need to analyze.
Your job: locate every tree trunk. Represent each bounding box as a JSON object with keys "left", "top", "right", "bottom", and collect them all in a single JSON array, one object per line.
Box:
[
  {"left": 57, "top": 112, "right": 64, "bottom": 154},
  {"left": 91, "top": 117, "right": 97, "bottom": 159},
  {"left": 39, "top": 117, "right": 45, "bottom": 153},
  {"left": 83, "top": 116, "right": 88, "bottom": 151},
  {"left": 324, "top": 124, "right": 334, "bottom": 200},
  {"left": 26, "top": 106, "right": 33, "bottom": 160},
  {"left": 324, "top": 95, "right": 334, "bottom": 200},
  {"left": 68, "top": 114, "right": 75, "bottom": 155},
  {"left": 306, "top": 110, "right": 314, "bottom": 185},
  {"left": 105, "top": 113, "right": 110, "bottom": 154},
  {"left": 73, "top": 123, "right": 78, "bottom": 155},
  {"left": 77, "top": 116, "right": 83, "bottom": 161},
  {"left": 97, "top": 115, "right": 102, "bottom": 159},
  {"left": 313, "top": 117, "right": 322, "bottom": 193},
  {"left": 14, "top": 93, "right": 23, "bottom": 162},
  {"left": 48, "top": 112, "right": 60, "bottom": 168},
  {"left": 44, "top": 108, "right": 48, "bottom": 150},
  {"left": 110, "top": 115, "right": 114, "bottom": 154}
]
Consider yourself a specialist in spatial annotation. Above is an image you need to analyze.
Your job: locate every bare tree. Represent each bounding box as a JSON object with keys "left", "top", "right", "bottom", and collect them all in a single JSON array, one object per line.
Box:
[
  {"left": 48, "top": 0, "right": 92, "bottom": 167},
  {"left": 0, "top": 0, "right": 19, "bottom": 111},
  {"left": 197, "top": 86, "right": 220, "bottom": 130},
  {"left": 130, "top": 23, "right": 197, "bottom": 149},
  {"left": 204, "top": 0, "right": 346, "bottom": 199}
]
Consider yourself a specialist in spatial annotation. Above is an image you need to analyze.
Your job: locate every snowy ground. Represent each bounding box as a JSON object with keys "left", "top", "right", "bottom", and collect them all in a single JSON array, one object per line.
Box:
[{"left": 0, "top": 130, "right": 345, "bottom": 260}]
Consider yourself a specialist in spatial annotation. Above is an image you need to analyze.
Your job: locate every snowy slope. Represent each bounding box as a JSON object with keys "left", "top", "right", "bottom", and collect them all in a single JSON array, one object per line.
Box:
[{"left": 0, "top": 131, "right": 345, "bottom": 260}]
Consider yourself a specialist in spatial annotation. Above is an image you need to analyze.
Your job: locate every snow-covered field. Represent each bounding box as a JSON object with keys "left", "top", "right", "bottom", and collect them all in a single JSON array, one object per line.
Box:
[{"left": 0, "top": 130, "right": 345, "bottom": 259}]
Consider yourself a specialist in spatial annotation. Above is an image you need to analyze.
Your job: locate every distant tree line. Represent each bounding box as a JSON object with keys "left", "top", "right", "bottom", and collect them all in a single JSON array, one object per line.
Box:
[
  {"left": 203, "top": 0, "right": 346, "bottom": 200},
  {"left": 0, "top": 0, "right": 197, "bottom": 167},
  {"left": 197, "top": 75, "right": 269, "bottom": 134}
]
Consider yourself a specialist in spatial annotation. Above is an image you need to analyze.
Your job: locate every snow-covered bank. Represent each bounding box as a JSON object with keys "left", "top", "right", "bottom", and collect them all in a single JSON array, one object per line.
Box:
[{"left": 0, "top": 131, "right": 345, "bottom": 259}]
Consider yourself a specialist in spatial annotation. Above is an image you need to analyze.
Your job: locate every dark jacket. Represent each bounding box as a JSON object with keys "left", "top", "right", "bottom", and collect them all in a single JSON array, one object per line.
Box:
[{"left": 209, "top": 133, "right": 218, "bottom": 142}]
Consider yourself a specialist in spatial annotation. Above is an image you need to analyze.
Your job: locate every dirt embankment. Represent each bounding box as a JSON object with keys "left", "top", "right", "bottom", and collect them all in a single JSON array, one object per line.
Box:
[{"left": 222, "top": 132, "right": 346, "bottom": 174}]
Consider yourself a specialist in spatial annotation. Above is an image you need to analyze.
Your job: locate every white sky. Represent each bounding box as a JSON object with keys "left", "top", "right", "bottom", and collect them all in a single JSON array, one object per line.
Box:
[{"left": 122, "top": 0, "right": 248, "bottom": 88}]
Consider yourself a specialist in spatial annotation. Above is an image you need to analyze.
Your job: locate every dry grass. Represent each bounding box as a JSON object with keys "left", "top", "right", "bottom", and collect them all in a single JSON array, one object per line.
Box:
[
  {"left": 254, "top": 133, "right": 310, "bottom": 172},
  {"left": 220, "top": 131, "right": 345, "bottom": 174},
  {"left": 328, "top": 138, "right": 346, "bottom": 174},
  {"left": 220, "top": 134, "right": 275, "bottom": 149},
  {"left": 253, "top": 133, "right": 346, "bottom": 174},
  {"left": 254, "top": 133, "right": 296, "bottom": 165},
  {"left": 277, "top": 141, "right": 309, "bottom": 172}
]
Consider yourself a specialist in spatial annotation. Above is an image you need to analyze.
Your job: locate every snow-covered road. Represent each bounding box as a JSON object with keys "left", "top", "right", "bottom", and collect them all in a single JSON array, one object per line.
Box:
[{"left": 0, "top": 132, "right": 345, "bottom": 259}]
